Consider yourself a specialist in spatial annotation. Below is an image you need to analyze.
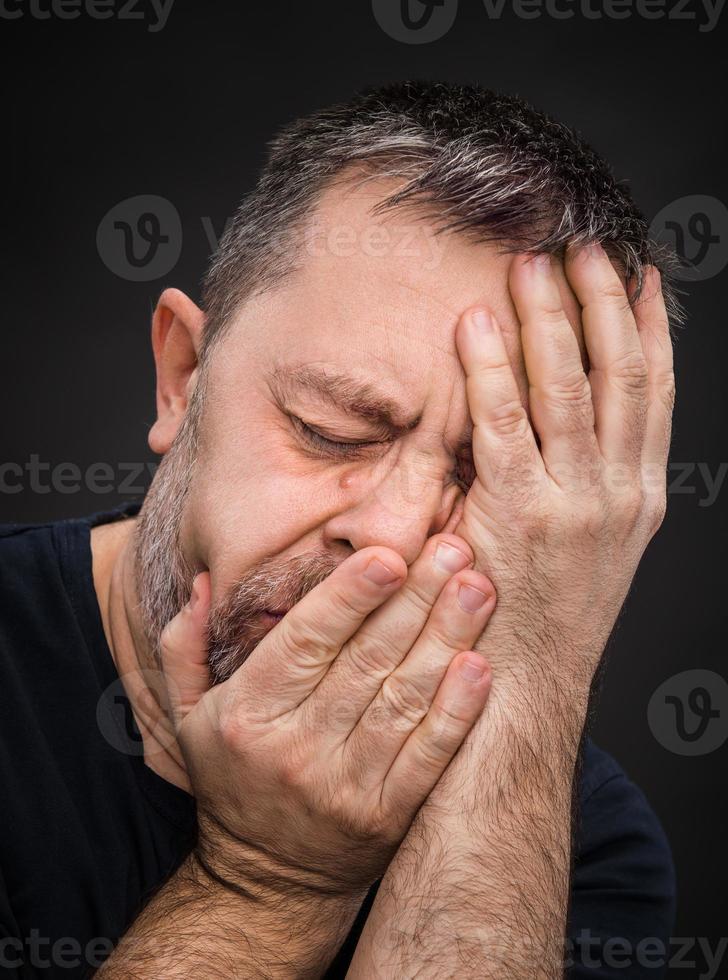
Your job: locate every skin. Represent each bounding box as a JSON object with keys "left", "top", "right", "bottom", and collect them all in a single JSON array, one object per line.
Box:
[
  {"left": 347, "top": 252, "right": 673, "bottom": 977},
  {"left": 92, "top": 176, "right": 673, "bottom": 976}
]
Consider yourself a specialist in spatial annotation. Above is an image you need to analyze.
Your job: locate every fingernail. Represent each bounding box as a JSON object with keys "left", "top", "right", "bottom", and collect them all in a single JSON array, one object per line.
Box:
[
  {"left": 188, "top": 577, "right": 200, "bottom": 610},
  {"left": 363, "top": 557, "right": 401, "bottom": 586},
  {"left": 457, "top": 584, "right": 488, "bottom": 613},
  {"left": 472, "top": 309, "right": 493, "bottom": 333},
  {"left": 434, "top": 541, "right": 471, "bottom": 574},
  {"left": 458, "top": 653, "right": 489, "bottom": 682}
]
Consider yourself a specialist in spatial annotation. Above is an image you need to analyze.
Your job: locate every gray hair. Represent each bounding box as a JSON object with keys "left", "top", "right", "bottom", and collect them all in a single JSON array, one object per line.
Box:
[{"left": 199, "top": 80, "right": 683, "bottom": 361}]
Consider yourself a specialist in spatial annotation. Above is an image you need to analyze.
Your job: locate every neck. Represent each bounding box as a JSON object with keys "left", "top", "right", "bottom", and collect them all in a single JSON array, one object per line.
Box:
[{"left": 91, "top": 518, "right": 192, "bottom": 793}]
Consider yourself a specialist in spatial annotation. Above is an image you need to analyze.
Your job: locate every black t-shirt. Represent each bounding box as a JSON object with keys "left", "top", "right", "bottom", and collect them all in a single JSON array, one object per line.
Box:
[{"left": 0, "top": 503, "right": 676, "bottom": 978}]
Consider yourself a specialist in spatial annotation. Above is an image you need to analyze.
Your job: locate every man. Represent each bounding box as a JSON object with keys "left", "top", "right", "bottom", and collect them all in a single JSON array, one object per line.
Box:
[{"left": 0, "top": 81, "right": 679, "bottom": 977}]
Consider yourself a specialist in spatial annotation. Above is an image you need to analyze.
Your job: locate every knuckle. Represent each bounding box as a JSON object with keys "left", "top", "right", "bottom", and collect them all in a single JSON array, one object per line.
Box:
[
  {"left": 399, "top": 578, "right": 438, "bottom": 619},
  {"left": 380, "top": 673, "right": 430, "bottom": 726},
  {"left": 535, "top": 306, "right": 569, "bottom": 328},
  {"left": 656, "top": 372, "right": 676, "bottom": 411},
  {"left": 596, "top": 279, "right": 630, "bottom": 304},
  {"left": 411, "top": 735, "right": 450, "bottom": 772},
  {"left": 159, "top": 620, "right": 176, "bottom": 655},
  {"left": 276, "top": 754, "right": 308, "bottom": 791},
  {"left": 540, "top": 389, "right": 594, "bottom": 434},
  {"left": 488, "top": 399, "right": 531, "bottom": 439},
  {"left": 610, "top": 352, "right": 649, "bottom": 393},
  {"left": 647, "top": 492, "right": 668, "bottom": 534},
  {"left": 343, "top": 633, "right": 394, "bottom": 681},
  {"left": 277, "top": 615, "right": 328, "bottom": 665},
  {"left": 332, "top": 582, "right": 372, "bottom": 619},
  {"left": 423, "top": 612, "right": 466, "bottom": 653},
  {"left": 542, "top": 368, "right": 592, "bottom": 404},
  {"left": 159, "top": 612, "right": 189, "bottom": 657},
  {"left": 339, "top": 802, "right": 389, "bottom": 845},
  {"left": 416, "top": 712, "right": 463, "bottom": 765},
  {"left": 218, "top": 709, "right": 248, "bottom": 754},
  {"left": 362, "top": 809, "right": 395, "bottom": 845},
  {"left": 476, "top": 356, "right": 512, "bottom": 377},
  {"left": 432, "top": 698, "right": 472, "bottom": 734}
]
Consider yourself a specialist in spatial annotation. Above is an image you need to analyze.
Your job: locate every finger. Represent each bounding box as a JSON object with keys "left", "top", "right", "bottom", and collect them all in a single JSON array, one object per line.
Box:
[
  {"left": 455, "top": 307, "right": 544, "bottom": 496},
  {"left": 509, "top": 254, "right": 598, "bottom": 481},
  {"left": 159, "top": 572, "right": 213, "bottom": 728},
  {"left": 631, "top": 266, "right": 675, "bottom": 472},
  {"left": 307, "top": 533, "right": 475, "bottom": 732},
  {"left": 552, "top": 255, "right": 589, "bottom": 372},
  {"left": 234, "top": 547, "right": 407, "bottom": 715},
  {"left": 381, "top": 651, "right": 492, "bottom": 817},
  {"left": 342, "top": 568, "right": 495, "bottom": 783},
  {"left": 565, "top": 243, "right": 649, "bottom": 468}
]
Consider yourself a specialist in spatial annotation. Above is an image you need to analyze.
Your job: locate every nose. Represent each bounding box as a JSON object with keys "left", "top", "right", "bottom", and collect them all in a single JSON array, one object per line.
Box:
[{"left": 322, "top": 453, "right": 464, "bottom": 566}]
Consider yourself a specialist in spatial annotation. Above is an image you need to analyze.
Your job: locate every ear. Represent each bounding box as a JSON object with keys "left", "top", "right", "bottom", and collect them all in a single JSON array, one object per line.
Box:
[{"left": 148, "top": 288, "right": 205, "bottom": 455}]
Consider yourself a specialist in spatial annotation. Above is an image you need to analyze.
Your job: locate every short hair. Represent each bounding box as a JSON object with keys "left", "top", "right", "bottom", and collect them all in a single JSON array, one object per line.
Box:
[{"left": 199, "top": 80, "right": 683, "bottom": 360}]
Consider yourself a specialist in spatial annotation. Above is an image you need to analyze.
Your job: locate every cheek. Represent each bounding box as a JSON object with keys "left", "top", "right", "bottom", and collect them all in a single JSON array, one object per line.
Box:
[{"left": 180, "top": 431, "right": 342, "bottom": 599}]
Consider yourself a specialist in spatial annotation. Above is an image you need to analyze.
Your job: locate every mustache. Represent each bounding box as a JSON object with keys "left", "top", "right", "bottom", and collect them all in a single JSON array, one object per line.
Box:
[{"left": 206, "top": 550, "right": 341, "bottom": 684}]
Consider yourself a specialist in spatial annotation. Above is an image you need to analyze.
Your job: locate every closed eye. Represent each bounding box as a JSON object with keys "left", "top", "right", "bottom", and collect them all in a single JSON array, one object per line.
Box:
[
  {"left": 289, "top": 414, "right": 385, "bottom": 458},
  {"left": 289, "top": 413, "right": 475, "bottom": 491}
]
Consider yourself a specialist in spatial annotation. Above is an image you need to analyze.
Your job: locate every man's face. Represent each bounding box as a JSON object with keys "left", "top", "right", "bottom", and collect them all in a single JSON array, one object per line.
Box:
[{"left": 136, "top": 177, "right": 583, "bottom": 681}]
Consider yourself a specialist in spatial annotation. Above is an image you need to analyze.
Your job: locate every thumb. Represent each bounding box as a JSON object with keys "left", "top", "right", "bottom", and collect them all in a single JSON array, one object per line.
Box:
[{"left": 159, "top": 572, "right": 212, "bottom": 728}]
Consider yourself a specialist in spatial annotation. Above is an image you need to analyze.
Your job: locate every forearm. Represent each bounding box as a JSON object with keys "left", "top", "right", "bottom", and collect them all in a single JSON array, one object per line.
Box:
[
  {"left": 347, "top": 670, "right": 590, "bottom": 979},
  {"left": 99, "top": 851, "right": 364, "bottom": 979}
]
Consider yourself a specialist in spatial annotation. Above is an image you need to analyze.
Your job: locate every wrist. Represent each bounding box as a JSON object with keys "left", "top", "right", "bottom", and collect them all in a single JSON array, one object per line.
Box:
[
  {"left": 188, "top": 848, "right": 366, "bottom": 979},
  {"left": 195, "top": 811, "right": 369, "bottom": 904}
]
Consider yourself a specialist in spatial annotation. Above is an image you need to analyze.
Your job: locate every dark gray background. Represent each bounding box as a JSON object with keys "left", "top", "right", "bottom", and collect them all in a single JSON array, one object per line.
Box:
[{"left": 3, "top": 1, "right": 726, "bottom": 973}]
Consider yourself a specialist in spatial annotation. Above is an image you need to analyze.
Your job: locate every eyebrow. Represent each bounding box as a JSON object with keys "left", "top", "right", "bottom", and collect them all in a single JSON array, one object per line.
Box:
[{"left": 268, "top": 360, "right": 473, "bottom": 455}]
